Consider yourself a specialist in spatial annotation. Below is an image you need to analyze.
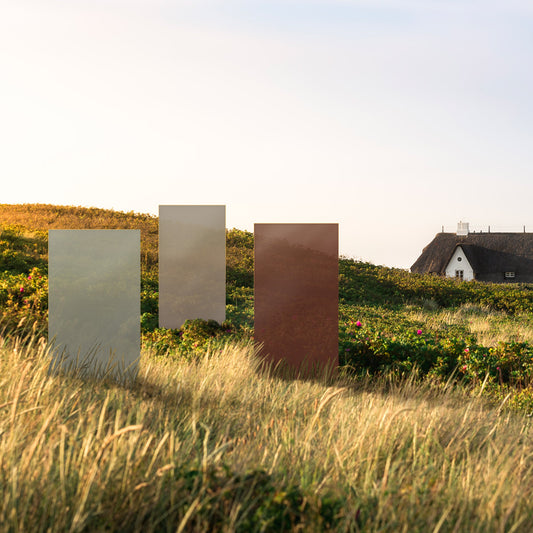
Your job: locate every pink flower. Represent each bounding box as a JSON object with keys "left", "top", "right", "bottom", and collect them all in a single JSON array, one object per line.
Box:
[
  {"left": 28, "top": 275, "right": 32, "bottom": 280},
  {"left": 355, "top": 321, "right": 362, "bottom": 327},
  {"left": 19, "top": 287, "right": 24, "bottom": 293},
  {"left": 464, "top": 348, "right": 469, "bottom": 353},
  {"left": 496, "top": 366, "right": 500, "bottom": 371},
  {"left": 416, "top": 329, "right": 422, "bottom": 335},
  {"left": 462, "top": 365, "right": 467, "bottom": 371}
]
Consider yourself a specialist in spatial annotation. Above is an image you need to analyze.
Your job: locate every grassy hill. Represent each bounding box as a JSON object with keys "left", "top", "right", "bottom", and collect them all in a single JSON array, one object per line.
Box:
[
  {"left": 2, "top": 203, "right": 533, "bottom": 399},
  {"left": 2, "top": 204, "right": 533, "bottom": 531}
]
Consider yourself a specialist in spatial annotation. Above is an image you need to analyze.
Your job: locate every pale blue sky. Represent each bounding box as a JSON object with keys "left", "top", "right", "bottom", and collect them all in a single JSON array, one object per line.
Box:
[{"left": 1, "top": 0, "right": 532, "bottom": 268}]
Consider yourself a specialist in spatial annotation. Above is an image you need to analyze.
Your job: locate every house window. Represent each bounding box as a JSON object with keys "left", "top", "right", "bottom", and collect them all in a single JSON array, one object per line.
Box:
[
  {"left": 504, "top": 272, "right": 516, "bottom": 279},
  {"left": 455, "top": 270, "right": 464, "bottom": 280}
]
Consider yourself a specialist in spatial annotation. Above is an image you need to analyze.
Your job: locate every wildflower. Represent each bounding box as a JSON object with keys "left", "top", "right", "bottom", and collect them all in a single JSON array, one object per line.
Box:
[
  {"left": 345, "top": 348, "right": 350, "bottom": 351},
  {"left": 19, "top": 287, "right": 24, "bottom": 293},
  {"left": 28, "top": 275, "right": 32, "bottom": 280},
  {"left": 416, "top": 329, "right": 422, "bottom": 335},
  {"left": 496, "top": 366, "right": 500, "bottom": 371},
  {"left": 462, "top": 365, "right": 467, "bottom": 371},
  {"left": 464, "top": 348, "right": 469, "bottom": 353},
  {"left": 355, "top": 321, "right": 362, "bottom": 327}
]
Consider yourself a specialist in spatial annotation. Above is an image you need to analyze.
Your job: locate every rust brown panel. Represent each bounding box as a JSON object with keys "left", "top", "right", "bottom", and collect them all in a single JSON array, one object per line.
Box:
[{"left": 254, "top": 224, "right": 338, "bottom": 376}]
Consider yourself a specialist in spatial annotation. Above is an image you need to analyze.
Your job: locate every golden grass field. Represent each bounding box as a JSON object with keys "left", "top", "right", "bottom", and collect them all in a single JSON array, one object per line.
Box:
[{"left": 1, "top": 327, "right": 533, "bottom": 532}]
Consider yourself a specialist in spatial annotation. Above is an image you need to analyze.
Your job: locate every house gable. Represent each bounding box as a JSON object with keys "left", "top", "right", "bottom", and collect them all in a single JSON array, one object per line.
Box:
[{"left": 444, "top": 246, "right": 474, "bottom": 281}]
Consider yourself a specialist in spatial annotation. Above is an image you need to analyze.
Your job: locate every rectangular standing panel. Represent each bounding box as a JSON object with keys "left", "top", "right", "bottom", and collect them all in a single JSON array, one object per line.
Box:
[
  {"left": 254, "top": 224, "right": 338, "bottom": 376},
  {"left": 159, "top": 205, "right": 226, "bottom": 329},
  {"left": 48, "top": 230, "right": 140, "bottom": 382}
]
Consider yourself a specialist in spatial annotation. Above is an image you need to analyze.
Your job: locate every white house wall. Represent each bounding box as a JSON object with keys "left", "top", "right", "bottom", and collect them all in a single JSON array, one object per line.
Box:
[{"left": 445, "top": 246, "right": 474, "bottom": 281}]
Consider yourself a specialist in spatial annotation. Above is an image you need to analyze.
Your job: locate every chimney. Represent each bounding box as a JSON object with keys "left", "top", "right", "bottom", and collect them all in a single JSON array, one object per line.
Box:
[{"left": 457, "top": 221, "right": 469, "bottom": 236}]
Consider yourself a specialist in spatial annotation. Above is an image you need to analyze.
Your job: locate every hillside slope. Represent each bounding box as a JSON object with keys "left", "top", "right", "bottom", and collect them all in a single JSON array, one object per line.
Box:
[{"left": 3, "top": 204, "right": 533, "bottom": 405}]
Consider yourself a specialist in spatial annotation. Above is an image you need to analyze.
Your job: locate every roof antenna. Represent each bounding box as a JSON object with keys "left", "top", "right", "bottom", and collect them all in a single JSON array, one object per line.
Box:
[
  {"left": 488, "top": 225, "right": 490, "bottom": 233},
  {"left": 441, "top": 225, "right": 444, "bottom": 233}
]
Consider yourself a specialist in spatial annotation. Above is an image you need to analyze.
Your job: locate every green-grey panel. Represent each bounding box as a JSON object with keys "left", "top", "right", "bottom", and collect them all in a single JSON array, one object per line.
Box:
[{"left": 48, "top": 230, "right": 140, "bottom": 382}]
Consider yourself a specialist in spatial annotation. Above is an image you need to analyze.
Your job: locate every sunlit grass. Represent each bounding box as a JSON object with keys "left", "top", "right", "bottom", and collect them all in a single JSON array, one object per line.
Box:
[
  {"left": 406, "top": 303, "right": 533, "bottom": 346},
  {"left": 1, "top": 329, "right": 533, "bottom": 531}
]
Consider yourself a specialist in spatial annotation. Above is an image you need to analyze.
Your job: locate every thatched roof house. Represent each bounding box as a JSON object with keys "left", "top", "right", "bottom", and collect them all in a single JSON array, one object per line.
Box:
[{"left": 411, "top": 223, "right": 533, "bottom": 282}]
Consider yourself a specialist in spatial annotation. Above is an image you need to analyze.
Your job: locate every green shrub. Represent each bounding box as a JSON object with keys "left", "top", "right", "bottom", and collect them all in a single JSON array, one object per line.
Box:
[
  {"left": 143, "top": 319, "right": 243, "bottom": 358},
  {"left": 226, "top": 228, "right": 254, "bottom": 289},
  {"left": 458, "top": 341, "right": 533, "bottom": 386},
  {"left": 339, "top": 258, "right": 533, "bottom": 313},
  {"left": 0, "top": 266, "right": 48, "bottom": 333}
]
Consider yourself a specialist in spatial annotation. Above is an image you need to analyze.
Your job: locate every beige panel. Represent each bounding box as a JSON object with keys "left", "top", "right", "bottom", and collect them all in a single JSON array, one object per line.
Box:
[
  {"left": 48, "top": 230, "right": 140, "bottom": 382},
  {"left": 159, "top": 205, "right": 226, "bottom": 328}
]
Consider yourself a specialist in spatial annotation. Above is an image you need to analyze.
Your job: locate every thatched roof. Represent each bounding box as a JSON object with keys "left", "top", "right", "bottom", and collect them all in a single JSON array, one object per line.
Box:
[{"left": 411, "top": 232, "right": 533, "bottom": 275}]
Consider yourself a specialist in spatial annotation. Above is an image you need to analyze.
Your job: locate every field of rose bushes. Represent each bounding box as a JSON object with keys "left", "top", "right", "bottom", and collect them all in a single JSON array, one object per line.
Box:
[
  {"left": 2, "top": 204, "right": 533, "bottom": 412},
  {"left": 3, "top": 205, "right": 533, "bottom": 531}
]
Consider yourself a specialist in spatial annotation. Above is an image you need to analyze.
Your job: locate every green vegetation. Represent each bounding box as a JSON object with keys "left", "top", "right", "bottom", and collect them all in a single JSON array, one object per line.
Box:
[
  {"left": 3, "top": 205, "right": 533, "bottom": 409},
  {"left": 2, "top": 204, "right": 533, "bottom": 530}
]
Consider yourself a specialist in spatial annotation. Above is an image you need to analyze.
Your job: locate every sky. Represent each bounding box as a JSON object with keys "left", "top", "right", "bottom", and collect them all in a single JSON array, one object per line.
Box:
[{"left": 1, "top": 0, "right": 532, "bottom": 269}]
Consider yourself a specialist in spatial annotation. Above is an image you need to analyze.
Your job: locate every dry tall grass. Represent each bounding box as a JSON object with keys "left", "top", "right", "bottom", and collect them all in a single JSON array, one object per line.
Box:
[
  {"left": 1, "top": 328, "right": 533, "bottom": 531},
  {"left": 408, "top": 303, "right": 533, "bottom": 346}
]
